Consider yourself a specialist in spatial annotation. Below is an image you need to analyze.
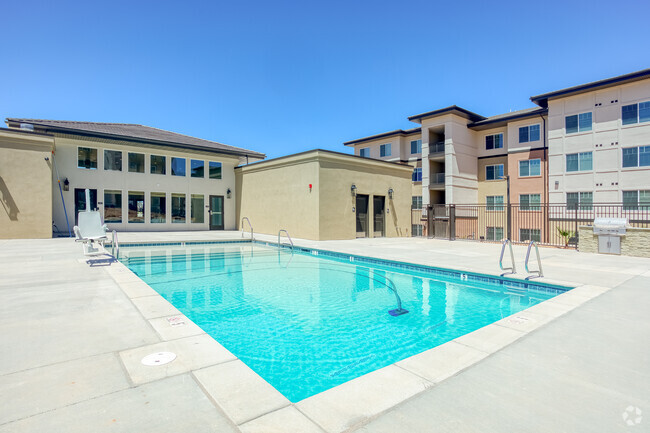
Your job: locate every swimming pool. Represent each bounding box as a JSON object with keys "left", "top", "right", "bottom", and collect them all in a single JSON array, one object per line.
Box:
[{"left": 121, "top": 242, "right": 569, "bottom": 402}]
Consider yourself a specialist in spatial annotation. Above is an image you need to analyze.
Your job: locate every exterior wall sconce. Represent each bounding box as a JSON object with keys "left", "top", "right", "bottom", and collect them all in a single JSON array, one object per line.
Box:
[
  {"left": 388, "top": 188, "right": 394, "bottom": 200},
  {"left": 351, "top": 184, "right": 357, "bottom": 197},
  {"left": 227, "top": 188, "right": 232, "bottom": 199},
  {"left": 63, "top": 178, "right": 69, "bottom": 191}
]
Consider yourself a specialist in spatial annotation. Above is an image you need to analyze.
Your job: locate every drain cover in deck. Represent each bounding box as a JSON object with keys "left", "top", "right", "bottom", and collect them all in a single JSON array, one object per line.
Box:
[{"left": 141, "top": 352, "right": 176, "bottom": 366}]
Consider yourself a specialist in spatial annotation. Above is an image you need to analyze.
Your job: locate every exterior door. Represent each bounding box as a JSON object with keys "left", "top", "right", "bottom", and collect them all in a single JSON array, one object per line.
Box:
[
  {"left": 74, "top": 188, "right": 97, "bottom": 225},
  {"left": 209, "top": 195, "right": 224, "bottom": 230},
  {"left": 356, "top": 194, "right": 369, "bottom": 238},
  {"left": 373, "top": 196, "right": 385, "bottom": 237}
]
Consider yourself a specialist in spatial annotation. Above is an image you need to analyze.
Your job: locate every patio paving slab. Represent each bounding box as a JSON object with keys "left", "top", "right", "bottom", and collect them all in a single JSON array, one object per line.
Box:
[
  {"left": 239, "top": 406, "right": 326, "bottom": 433},
  {"left": 0, "top": 374, "right": 239, "bottom": 433},
  {"left": 194, "top": 360, "right": 291, "bottom": 425}
]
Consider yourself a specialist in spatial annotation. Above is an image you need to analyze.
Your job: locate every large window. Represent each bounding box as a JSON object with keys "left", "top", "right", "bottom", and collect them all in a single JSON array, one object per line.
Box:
[
  {"left": 566, "top": 152, "right": 593, "bottom": 172},
  {"left": 411, "top": 196, "right": 423, "bottom": 210},
  {"left": 191, "top": 194, "right": 204, "bottom": 223},
  {"left": 128, "top": 152, "right": 145, "bottom": 173},
  {"left": 623, "top": 190, "right": 650, "bottom": 210},
  {"left": 485, "top": 164, "right": 504, "bottom": 181},
  {"left": 380, "top": 143, "right": 391, "bottom": 157},
  {"left": 486, "top": 227, "right": 504, "bottom": 241},
  {"left": 359, "top": 147, "right": 370, "bottom": 158},
  {"left": 128, "top": 192, "right": 145, "bottom": 223},
  {"left": 519, "top": 159, "right": 541, "bottom": 177},
  {"left": 520, "top": 228, "right": 541, "bottom": 242},
  {"left": 104, "top": 150, "right": 122, "bottom": 171},
  {"left": 410, "top": 139, "right": 422, "bottom": 154},
  {"left": 565, "top": 112, "right": 592, "bottom": 134},
  {"left": 411, "top": 224, "right": 423, "bottom": 237},
  {"left": 171, "top": 193, "right": 186, "bottom": 223},
  {"left": 567, "top": 192, "right": 593, "bottom": 210},
  {"left": 209, "top": 161, "right": 222, "bottom": 179},
  {"left": 622, "top": 101, "right": 650, "bottom": 125},
  {"left": 150, "top": 155, "right": 166, "bottom": 175},
  {"left": 412, "top": 167, "right": 422, "bottom": 182},
  {"left": 191, "top": 160, "right": 205, "bottom": 178},
  {"left": 150, "top": 192, "right": 166, "bottom": 223},
  {"left": 486, "top": 195, "right": 504, "bottom": 211},
  {"left": 520, "top": 194, "right": 541, "bottom": 211},
  {"left": 622, "top": 146, "right": 650, "bottom": 168},
  {"left": 171, "top": 157, "right": 186, "bottom": 176},
  {"left": 485, "top": 133, "right": 503, "bottom": 150},
  {"left": 104, "top": 190, "right": 122, "bottom": 223},
  {"left": 519, "top": 124, "right": 540, "bottom": 143},
  {"left": 77, "top": 147, "right": 97, "bottom": 169}
]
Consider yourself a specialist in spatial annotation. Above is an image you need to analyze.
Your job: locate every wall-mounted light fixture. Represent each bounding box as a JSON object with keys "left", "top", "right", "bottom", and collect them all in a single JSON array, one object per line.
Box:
[
  {"left": 351, "top": 184, "right": 357, "bottom": 197},
  {"left": 63, "top": 178, "right": 69, "bottom": 191},
  {"left": 227, "top": 188, "right": 232, "bottom": 199},
  {"left": 388, "top": 188, "right": 394, "bottom": 200},
  {"left": 554, "top": 180, "right": 559, "bottom": 190}
]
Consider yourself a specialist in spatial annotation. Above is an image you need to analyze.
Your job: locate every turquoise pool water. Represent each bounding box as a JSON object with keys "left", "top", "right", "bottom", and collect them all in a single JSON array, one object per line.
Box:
[{"left": 122, "top": 242, "right": 566, "bottom": 402}]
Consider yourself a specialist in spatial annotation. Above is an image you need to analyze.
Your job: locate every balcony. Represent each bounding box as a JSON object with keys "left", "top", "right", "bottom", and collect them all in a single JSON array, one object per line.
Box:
[
  {"left": 428, "top": 141, "right": 445, "bottom": 159},
  {"left": 429, "top": 172, "right": 445, "bottom": 190}
]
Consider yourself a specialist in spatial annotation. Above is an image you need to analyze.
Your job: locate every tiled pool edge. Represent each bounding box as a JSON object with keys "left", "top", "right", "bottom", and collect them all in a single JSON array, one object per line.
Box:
[{"left": 107, "top": 240, "right": 613, "bottom": 433}]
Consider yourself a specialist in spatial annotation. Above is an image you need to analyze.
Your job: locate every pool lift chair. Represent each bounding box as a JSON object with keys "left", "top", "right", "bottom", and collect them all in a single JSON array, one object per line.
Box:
[{"left": 73, "top": 189, "right": 110, "bottom": 257}]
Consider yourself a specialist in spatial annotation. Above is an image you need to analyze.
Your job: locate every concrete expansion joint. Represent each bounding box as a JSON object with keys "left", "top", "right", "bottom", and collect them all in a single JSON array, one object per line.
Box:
[{"left": 188, "top": 370, "right": 243, "bottom": 431}]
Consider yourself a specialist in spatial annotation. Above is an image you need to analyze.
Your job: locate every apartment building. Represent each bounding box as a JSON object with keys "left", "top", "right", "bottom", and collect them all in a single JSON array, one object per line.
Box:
[
  {"left": 345, "top": 68, "right": 650, "bottom": 237},
  {"left": 4, "top": 118, "right": 265, "bottom": 234}
]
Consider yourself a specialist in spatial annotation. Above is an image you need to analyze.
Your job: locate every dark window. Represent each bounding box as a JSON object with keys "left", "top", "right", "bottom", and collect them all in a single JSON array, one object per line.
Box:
[
  {"left": 77, "top": 147, "right": 97, "bottom": 169},
  {"left": 104, "top": 150, "right": 122, "bottom": 171},
  {"left": 104, "top": 190, "right": 122, "bottom": 223},
  {"left": 150, "top": 193, "right": 166, "bottom": 223},
  {"left": 191, "top": 194, "right": 204, "bottom": 223},
  {"left": 171, "top": 193, "right": 186, "bottom": 223},
  {"left": 171, "top": 157, "right": 186, "bottom": 176},
  {"left": 128, "top": 192, "right": 145, "bottom": 223},
  {"left": 209, "top": 161, "right": 222, "bottom": 179},
  {"left": 128, "top": 153, "right": 145, "bottom": 173},
  {"left": 150, "top": 155, "right": 166, "bottom": 175},
  {"left": 191, "top": 160, "right": 204, "bottom": 178},
  {"left": 622, "top": 104, "right": 638, "bottom": 125}
]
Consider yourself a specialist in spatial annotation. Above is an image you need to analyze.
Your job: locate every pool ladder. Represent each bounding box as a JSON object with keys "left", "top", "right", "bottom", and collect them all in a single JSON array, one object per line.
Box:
[
  {"left": 278, "top": 229, "right": 294, "bottom": 251},
  {"left": 111, "top": 230, "right": 120, "bottom": 259},
  {"left": 499, "top": 239, "right": 544, "bottom": 279},
  {"left": 524, "top": 240, "right": 544, "bottom": 279},
  {"left": 499, "top": 239, "right": 516, "bottom": 276},
  {"left": 241, "top": 217, "right": 254, "bottom": 241}
]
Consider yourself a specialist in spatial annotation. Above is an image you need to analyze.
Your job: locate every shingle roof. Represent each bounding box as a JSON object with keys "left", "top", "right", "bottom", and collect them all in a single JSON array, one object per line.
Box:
[
  {"left": 5, "top": 118, "right": 265, "bottom": 158},
  {"left": 343, "top": 127, "right": 421, "bottom": 146},
  {"left": 407, "top": 105, "right": 485, "bottom": 123}
]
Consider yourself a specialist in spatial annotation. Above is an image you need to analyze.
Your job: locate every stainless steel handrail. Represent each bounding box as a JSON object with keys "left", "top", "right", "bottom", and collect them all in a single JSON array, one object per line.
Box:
[
  {"left": 111, "top": 230, "right": 119, "bottom": 259},
  {"left": 499, "top": 239, "right": 516, "bottom": 275},
  {"left": 524, "top": 240, "right": 544, "bottom": 279},
  {"left": 241, "top": 217, "right": 254, "bottom": 240},
  {"left": 278, "top": 229, "right": 294, "bottom": 251}
]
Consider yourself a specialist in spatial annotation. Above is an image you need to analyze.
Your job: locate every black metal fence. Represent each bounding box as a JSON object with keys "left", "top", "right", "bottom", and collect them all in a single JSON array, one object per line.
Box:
[{"left": 411, "top": 203, "right": 650, "bottom": 248}]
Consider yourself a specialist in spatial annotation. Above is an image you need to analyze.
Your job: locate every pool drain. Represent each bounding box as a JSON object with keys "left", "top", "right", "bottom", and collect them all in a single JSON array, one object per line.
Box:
[{"left": 141, "top": 352, "right": 176, "bottom": 366}]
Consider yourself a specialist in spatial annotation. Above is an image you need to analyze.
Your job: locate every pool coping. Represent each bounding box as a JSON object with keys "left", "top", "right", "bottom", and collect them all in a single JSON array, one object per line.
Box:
[{"left": 105, "top": 240, "right": 613, "bottom": 433}]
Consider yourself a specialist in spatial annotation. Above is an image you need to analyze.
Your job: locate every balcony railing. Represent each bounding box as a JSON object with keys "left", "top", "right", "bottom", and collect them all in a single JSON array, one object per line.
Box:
[
  {"left": 430, "top": 173, "right": 445, "bottom": 184},
  {"left": 429, "top": 141, "right": 445, "bottom": 154}
]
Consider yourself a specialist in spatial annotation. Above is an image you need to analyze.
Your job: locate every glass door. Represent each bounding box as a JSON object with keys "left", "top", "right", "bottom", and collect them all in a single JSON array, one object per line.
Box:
[
  {"left": 74, "top": 188, "right": 97, "bottom": 225},
  {"left": 373, "top": 195, "right": 385, "bottom": 237},
  {"left": 209, "top": 195, "right": 224, "bottom": 230},
  {"left": 356, "top": 194, "right": 369, "bottom": 238}
]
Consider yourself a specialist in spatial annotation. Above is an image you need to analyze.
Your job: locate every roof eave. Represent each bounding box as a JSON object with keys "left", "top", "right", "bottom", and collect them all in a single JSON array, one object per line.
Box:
[{"left": 468, "top": 108, "right": 548, "bottom": 130}]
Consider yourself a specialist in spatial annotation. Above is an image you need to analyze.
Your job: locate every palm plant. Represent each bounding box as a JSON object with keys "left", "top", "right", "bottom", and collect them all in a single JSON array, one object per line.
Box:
[{"left": 557, "top": 227, "right": 574, "bottom": 247}]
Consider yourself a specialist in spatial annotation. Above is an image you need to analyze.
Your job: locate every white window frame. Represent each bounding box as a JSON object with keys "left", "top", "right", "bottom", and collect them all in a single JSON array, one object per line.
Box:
[
  {"left": 485, "top": 164, "right": 504, "bottom": 181},
  {"left": 518, "top": 124, "right": 541, "bottom": 143},
  {"left": 485, "top": 133, "right": 504, "bottom": 150},
  {"left": 380, "top": 143, "right": 391, "bottom": 157},
  {"left": 519, "top": 158, "right": 541, "bottom": 177},
  {"left": 359, "top": 147, "right": 370, "bottom": 158},
  {"left": 77, "top": 146, "right": 98, "bottom": 170},
  {"left": 103, "top": 149, "right": 123, "bottom": 172}
]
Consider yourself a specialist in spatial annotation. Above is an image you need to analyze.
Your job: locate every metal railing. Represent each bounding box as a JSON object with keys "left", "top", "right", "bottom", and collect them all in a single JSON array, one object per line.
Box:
[
  {"left": 429, "top": 141, "right": 445, "bottom": 154},
  {"left": 278, "top": 229, "right": 294, "bottom": 251},
  {"left": 430, "top": 173, "right": 445, "bottom": 184},
  {"left": 415, "top": 203, "right": 650, "bottom": 247},
  {"left": 499, "top": 239, "right": 516, "bottom": 275},
  {"left": 241, "top": 217, "right": 254, "bottom": 240},
  {"left": 524, "top": 240, "right": 543, "bottom": 279}
]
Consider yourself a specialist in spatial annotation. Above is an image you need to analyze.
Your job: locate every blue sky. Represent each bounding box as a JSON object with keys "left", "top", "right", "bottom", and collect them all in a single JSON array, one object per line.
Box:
[{"left": 2, "top": 0, "right": 649, "bottom": 158}]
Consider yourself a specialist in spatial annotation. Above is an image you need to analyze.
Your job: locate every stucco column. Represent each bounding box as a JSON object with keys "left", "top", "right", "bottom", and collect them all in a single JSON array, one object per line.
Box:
[{"left": 421, "top": 128, "right": 430, "bottom": 208}]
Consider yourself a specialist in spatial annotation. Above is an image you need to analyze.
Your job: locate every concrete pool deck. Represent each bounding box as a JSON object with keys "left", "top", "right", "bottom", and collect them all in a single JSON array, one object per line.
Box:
[{"left": 0, "top": 232, "right": 648, "bottom": 432}]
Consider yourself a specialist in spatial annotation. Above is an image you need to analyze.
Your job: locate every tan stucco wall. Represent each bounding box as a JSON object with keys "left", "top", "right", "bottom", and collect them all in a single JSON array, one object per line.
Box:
[
  {"left": 236, "top": 150, "right": 412, "bottom": 240},
  {"left": 0, "top": 130, "right": 54, "bottom": 239},
  {"left": 579, "top": 226, "right": 650, "bottom": 258},
  {"left": 236, "top": 158, "right": 321, "bottom": 240}
]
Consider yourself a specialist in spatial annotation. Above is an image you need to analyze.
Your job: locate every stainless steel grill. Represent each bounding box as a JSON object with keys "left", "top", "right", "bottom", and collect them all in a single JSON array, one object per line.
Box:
[{"left": 593, "top": 217, "right": 627, "bottom": 254}]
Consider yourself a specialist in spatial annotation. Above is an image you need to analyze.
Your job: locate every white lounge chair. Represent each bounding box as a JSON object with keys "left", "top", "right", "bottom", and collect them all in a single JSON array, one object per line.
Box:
[{"left": 73, "top": 211, "right": 109, "bottom": 256}]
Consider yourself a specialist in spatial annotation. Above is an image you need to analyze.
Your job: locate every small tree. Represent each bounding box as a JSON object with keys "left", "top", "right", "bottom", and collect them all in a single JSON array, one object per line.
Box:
[{"left": 557, "top": 227, "right": 574, "bottom": 247}]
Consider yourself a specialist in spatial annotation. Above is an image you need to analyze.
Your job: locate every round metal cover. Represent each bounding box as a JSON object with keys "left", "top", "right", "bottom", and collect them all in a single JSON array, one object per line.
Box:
[{"left": 141, "top": 352, "right": 176, "bottom": 366}]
